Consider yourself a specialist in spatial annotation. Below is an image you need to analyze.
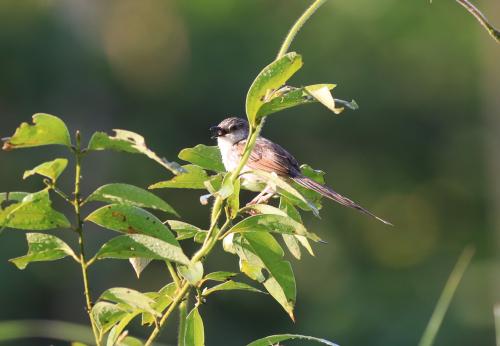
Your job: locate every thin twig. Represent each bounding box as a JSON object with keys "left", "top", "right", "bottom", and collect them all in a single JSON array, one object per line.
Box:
[{"left": 455, "top": 0, "right": 500, "bottom": 43}]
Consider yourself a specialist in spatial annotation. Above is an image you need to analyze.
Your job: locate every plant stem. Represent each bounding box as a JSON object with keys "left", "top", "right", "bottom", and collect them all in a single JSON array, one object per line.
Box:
[
  {"left": 455, "top": 0, "right": 500, "bottom": 43},
  {"left": 73, "top": 131, "right": 100, "bottom": 346},
  {"left": 276, "top": 0, "right": 328, "bottom": 59},
  {"left": 167, "top": 261, "right": 181, "bottom": 288},
  {"left": 145, "top": 2, "right": 325, "bottom": 343},
  {"left": 177, "top": 293, "right": 189, "bottom": 346}
]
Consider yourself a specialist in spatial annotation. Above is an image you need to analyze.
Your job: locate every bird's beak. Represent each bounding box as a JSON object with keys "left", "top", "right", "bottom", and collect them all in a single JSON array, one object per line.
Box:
[{"left": 209, "top": 126, "right": 225, "bottom": 139}]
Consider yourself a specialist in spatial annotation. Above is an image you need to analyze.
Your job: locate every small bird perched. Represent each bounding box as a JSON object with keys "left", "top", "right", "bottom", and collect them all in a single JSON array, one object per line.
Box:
[{"left": 210, "top": 117, "right": 391, "bottom": 225}]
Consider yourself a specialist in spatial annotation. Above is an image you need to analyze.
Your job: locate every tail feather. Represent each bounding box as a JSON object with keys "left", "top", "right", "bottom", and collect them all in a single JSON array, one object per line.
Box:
[{"left": 293, "top": 175, "right": 392, "bottom": 226}]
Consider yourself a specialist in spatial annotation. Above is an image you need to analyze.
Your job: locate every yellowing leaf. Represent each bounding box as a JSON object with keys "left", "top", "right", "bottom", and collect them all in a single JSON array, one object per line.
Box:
[{"left": 23, "top": 158, "right": 68, "bottom": 182}]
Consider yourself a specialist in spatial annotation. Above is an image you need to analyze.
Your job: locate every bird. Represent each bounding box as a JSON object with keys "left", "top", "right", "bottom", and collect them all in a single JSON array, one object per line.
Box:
[{"left": 209, "top": 117, "right": 391, "bottom": 225}]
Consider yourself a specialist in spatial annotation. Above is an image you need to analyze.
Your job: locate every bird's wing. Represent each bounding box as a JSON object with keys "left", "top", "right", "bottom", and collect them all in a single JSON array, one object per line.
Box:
[{"left": 235, "top": 137, "right": 301, "bottom": 177}]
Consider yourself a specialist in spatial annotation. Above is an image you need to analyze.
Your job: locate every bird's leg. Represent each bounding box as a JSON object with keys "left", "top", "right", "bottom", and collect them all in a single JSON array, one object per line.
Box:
[{"left": 247, "top": 185, "right": 275, "bottom": 206}]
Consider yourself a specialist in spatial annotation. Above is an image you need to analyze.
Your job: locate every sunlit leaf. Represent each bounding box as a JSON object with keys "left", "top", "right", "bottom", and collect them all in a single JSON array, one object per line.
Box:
[
  {"left": 246, "top": 52, "right": 303, "bottom": 126},
  {"left": 96, "top": 234, "right": 189, "bottom": 265},
  {"left": 2, "top": 113, "right": 71, "bottom": 150},
  {"left": 149, "top": 165, "right": 208, "bottom": 189},
  {"left": 99, "top": 287, "right": 158, "bottom": 316},
  {"left": 0, "top": 189, "right": 70, "bottom": 230},
  {"left": 178, "top": 261, "right": 204, "bottom": 286},
  {"left": 247, "top": 334, "right": 339, "bottom": 346},
  {"left": 85, "top": 183, "right": 178, "bottom": 216},
  {"left": 23, "top": 158, "right": 68, "bottom": 182},
  {"left": 282, "top": 234, "right": 301, "bottom": 260},
  {"left": 87, "top": 129, "right": 184, "bottom": 175},
  {"left": 85, "top": 204, "right": 178, "bottom": 243},
  {"left": 9, "top": 233, "right": 77, "bottom": 269},
  {"left": 184, "top": 307, "right": 204, "bottom": 346},
  {"left": 228, "top": 214, "right": 321, "bottom": 242},
  {"left": 304, "top": 84, "right": 344, "bottom": 114},
  {"left": 215, "top": 173, "right": 234, "bottom": 199},
  {"left": 280, "top": 197, "right": 314, "bottom": 257},
  {"left": 116, "top": 336, "right": 143, "bottom": 346},
  {"left": 202, "top": 280, "right": 264, "bottom": 296},
  {"left": 92, "top": 302, "right": 128, "bottom": 336},
  {"left": 178, "top": 144, "right": 224, "bottom": 172}
]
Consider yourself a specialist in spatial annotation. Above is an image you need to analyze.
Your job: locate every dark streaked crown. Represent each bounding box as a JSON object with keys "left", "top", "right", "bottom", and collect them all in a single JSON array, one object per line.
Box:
[{"left": 217, "top": 117, "right": 248, "bottom": 132}]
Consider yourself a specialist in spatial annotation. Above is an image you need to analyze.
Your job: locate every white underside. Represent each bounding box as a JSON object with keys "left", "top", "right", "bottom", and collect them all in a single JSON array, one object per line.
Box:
[{"left": 217, "top": 137, "right": 268, "bottom": 192}]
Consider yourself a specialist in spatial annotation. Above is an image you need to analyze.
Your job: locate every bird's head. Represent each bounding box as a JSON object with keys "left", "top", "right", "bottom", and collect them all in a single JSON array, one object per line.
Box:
[{"left": 210, "top": 117, "right": 249, "bottom": 144}]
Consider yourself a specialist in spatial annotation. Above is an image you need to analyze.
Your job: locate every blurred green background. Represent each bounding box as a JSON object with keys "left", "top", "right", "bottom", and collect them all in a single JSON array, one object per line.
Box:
[{"left": 0, "top": 1, "right": 499, "bottom": 345}]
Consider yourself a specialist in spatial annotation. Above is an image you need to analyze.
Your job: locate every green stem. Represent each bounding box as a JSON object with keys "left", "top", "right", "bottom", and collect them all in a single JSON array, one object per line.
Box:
[
  {"left": 145, "top": 2, "right": 325, "bottom": 344},
  {"left": 167, "top": 261, "right": 181, "bottom": 288},
  {"left": 177, "top": 293, "right": 189, "bottom": 346},
  {"left": 276, "top": 0, "right": 328, "bottom": 59},
  {"left": 73, "top": 131, "right": 100, "bottom": 346},
  {"left": 455, "top": 0, "right": 500, "bottom": 43}
]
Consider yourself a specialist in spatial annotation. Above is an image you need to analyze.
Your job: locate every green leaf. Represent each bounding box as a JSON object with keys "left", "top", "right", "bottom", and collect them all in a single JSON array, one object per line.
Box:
[
  {"left": 149, "top": 165, "right": 208, "bottom": 189},
  {"left": 96, "top": 234, "right": 189, "bottom": 265},
  {"left": 251, "top": 171, "right": 319, "bottom": 216},
  {"left": 247, "top": 334, "right": 339, "bottom": 346},
  {"left": 228, "top": 214, "right": 321, "bottom": 242},
  {"left": 9, "top": 233, "right": 77, "bottom": 269},
  {"left": 246, "top": 52, "right": 303, "bottom": 126},
  {"left": 0, "top": 189, "right": 71, "bottom": 230},
  {"left": 117, "top": 336, "right": 143, "bottom": 346},
  {"left": 184, "top": 307, "right": 204, "bottom": 346},
  {"left": 203, "top": 173, "right": 223, "bottom": 194},
  {"left": 216, "top": 173, "right": 234, "bottom": 199},
  {"left": 2, "top": 113, "right": 71, "bottom": 150},
  {"left": 293, "top": 164, "right": 326, "bottom": 210},
  {"left": 85, "top": 204, "right": 178, "bottom": 244},
  {"left": 106, "top": 311, "right": 140, "bottom": 346},
  {"left": 141, "top": 283, "right": 176, "bottom": 326},
  {"left": 236, "top": 232, "right": 296, "bottom": 320},
  {"left": 0, "top": 192, "right": 28, "bottom": 204},
  {"left": 202, "top": 280, "right": 264, "bottom": 296},
  {"left": 129, "top": 257, "right": 152, "bottom": 278},
  {"left": 166, "top": 220, "right": 206, "bottom": 241},
  {"left": 100, "top": 287, "right": 158, "bottom": 316},
  {"left": 226, "top": 177, "right": 240, "bottom": 219},
  {"left": 178, "top": 144, "right": 224, "bottom": 172},
  {"left": 92, "top": 302, "right": 128, "bottom": 336},
  {"left": 23, "top": 158, "right": 68, "bottom": 182},
  {"left": 85, "top": 183, "right": 178, "bottom": 216},
  {"left": 178, "top": 261, "right": 204, "bottom": 286},
  {"left": 280, "top": 197, "right": 314, "bottom": 257},
  {"left": 282, "top": 234, "right": 301, "bottom": 260},
  {"left": 87, "top": 129, "right": 184, "bottom": 175},
  {"left": 203, "top": 271, "right": 237, "bottom": 282},
  {"left": 305, "top": 84, "right": 344, "bottom": 114}
]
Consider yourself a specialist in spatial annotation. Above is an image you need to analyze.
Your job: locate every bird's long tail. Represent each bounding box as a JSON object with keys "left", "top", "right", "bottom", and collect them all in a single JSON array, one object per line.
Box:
[{"left": 292, "top": 175, "right": 392, "bottom": 225}]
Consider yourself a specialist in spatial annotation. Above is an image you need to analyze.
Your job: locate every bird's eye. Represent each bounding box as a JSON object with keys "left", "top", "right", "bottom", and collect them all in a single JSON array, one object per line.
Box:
[{"left": 229, "top": 125, "right": 238, "bottom": 132}]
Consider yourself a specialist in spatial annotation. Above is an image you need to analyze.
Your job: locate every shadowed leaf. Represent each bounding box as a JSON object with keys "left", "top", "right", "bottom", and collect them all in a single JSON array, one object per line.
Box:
[{"left": 178, "top": 261, "right": 204, "bottom": 286}]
